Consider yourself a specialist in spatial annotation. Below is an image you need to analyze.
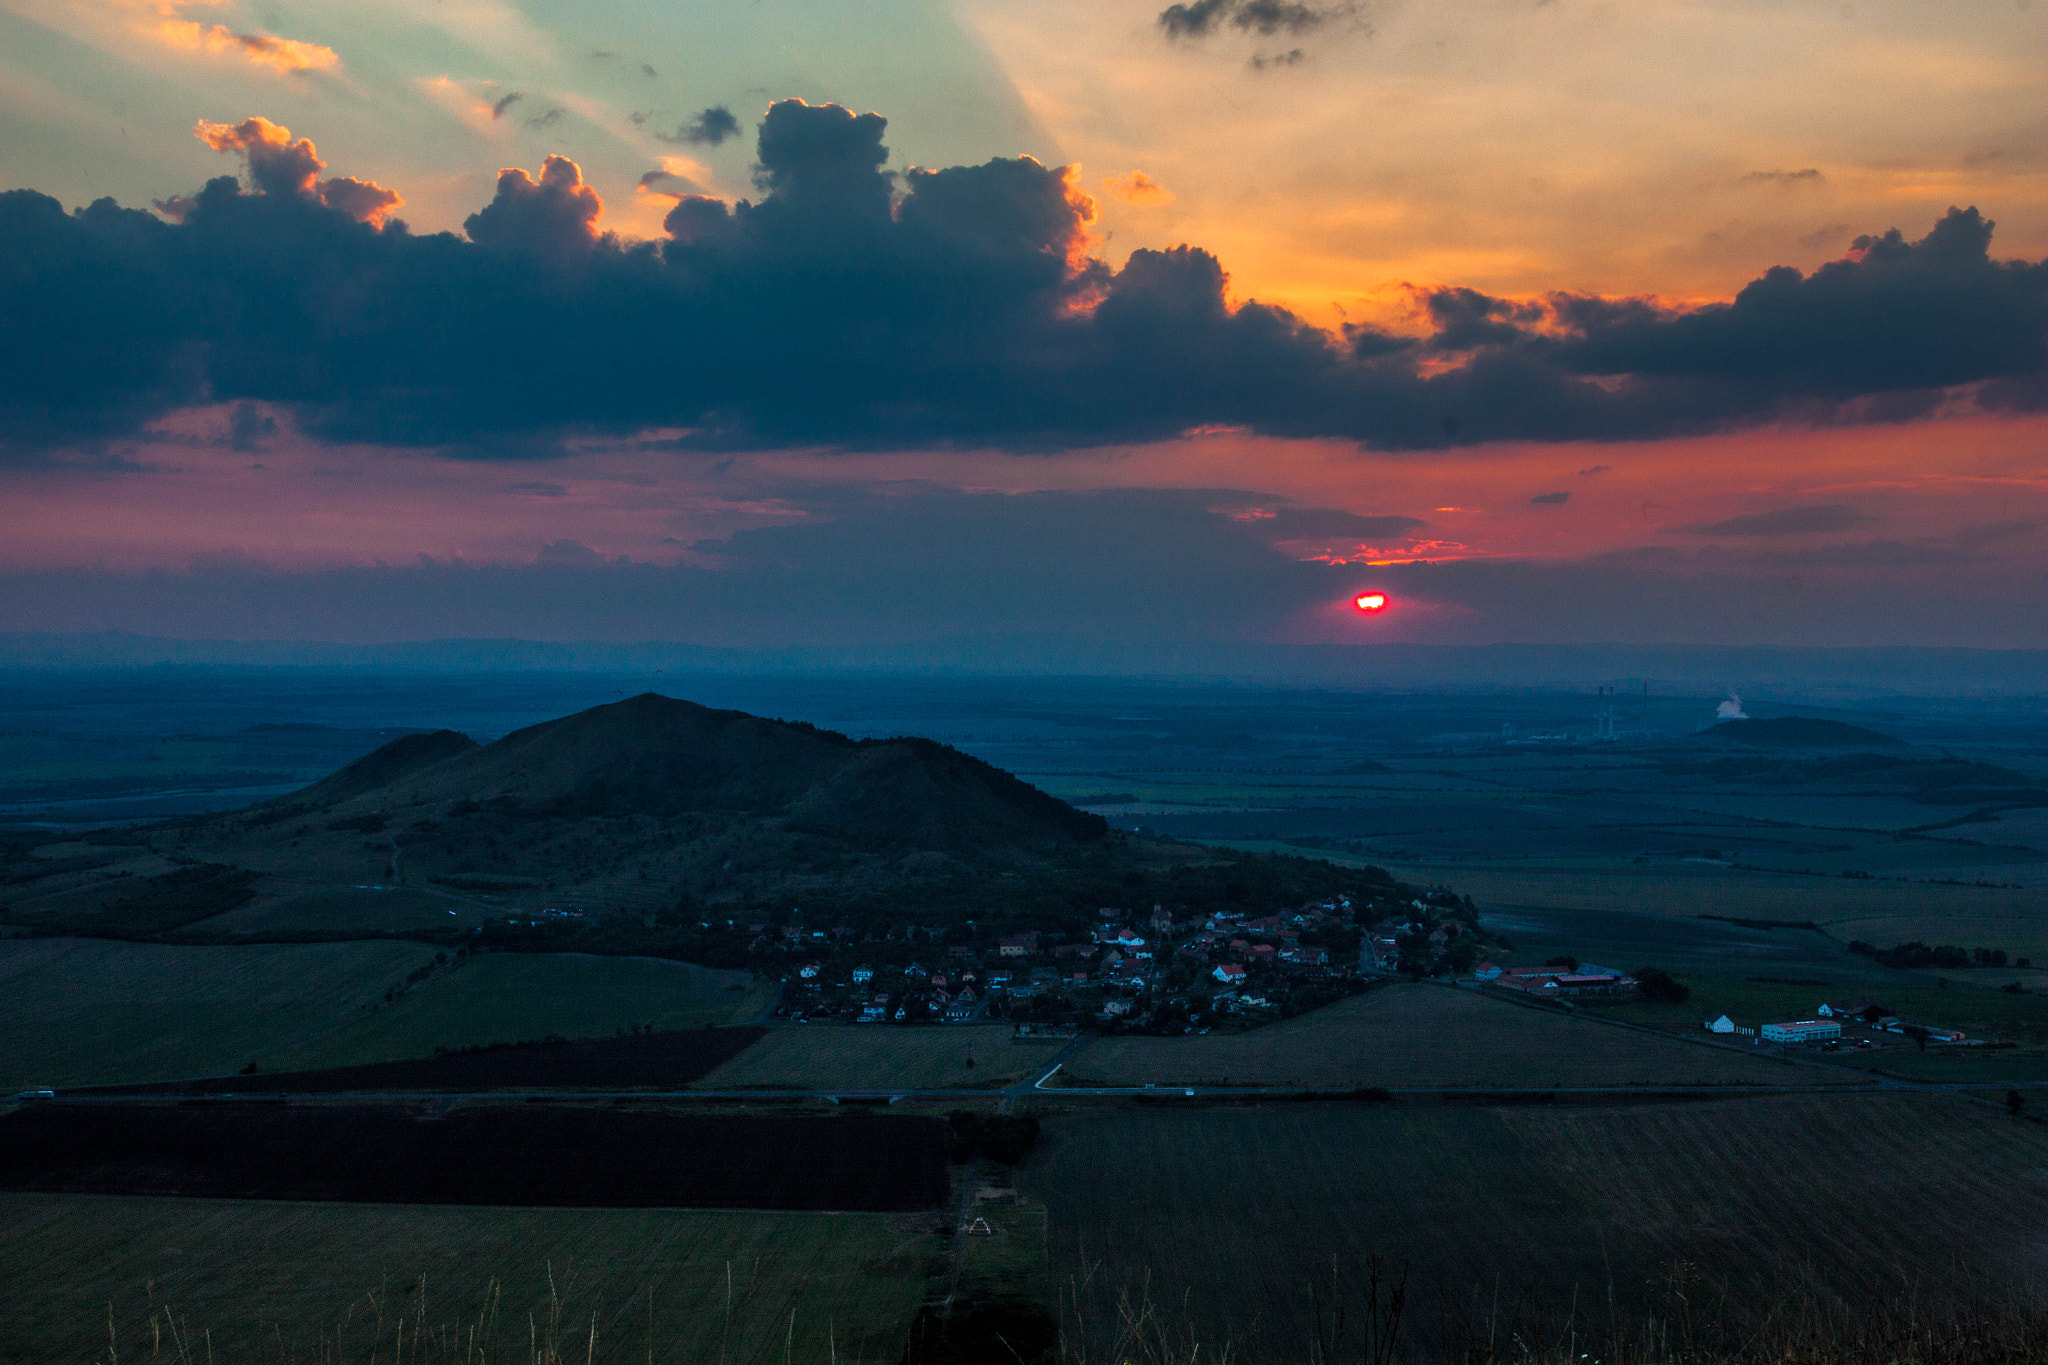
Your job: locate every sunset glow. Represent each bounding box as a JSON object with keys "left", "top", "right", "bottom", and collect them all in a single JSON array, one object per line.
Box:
[{"left": 1354, "top": 594, "right": 1388, "bottom": 613}]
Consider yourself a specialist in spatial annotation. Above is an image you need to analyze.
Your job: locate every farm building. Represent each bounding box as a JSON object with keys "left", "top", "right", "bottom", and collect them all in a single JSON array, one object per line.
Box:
[
  {"left": 1473, "top": 961, "right": 1503, "bottom": 981},
  {"left": 1704, "top": 1015, "right": 1735, "bottom": 1033},
  {"left": 1762, "top": 1020, "right": 1841, "bottom": 1044},
  {"left": 1817, "top": 999, "right": 1874, "bottom": 1019}
]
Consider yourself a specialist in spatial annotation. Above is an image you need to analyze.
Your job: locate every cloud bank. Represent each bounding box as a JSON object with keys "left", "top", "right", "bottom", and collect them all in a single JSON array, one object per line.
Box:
[{"left": 1, "top": 99, "right": 2043, "bottom": 461}]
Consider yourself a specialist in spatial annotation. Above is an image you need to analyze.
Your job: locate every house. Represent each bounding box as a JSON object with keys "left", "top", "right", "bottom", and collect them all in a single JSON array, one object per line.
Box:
[
  {"left": 1704, "top": 1014, "right": 1736, "bottom": 1033},
  {"left": 1761, "top": 1019, "right": 1841, "bottom": 1044},
  {"left": 1111, "top": 929, "right": 1148, "bottom": 951},
  {"left": 930, "top": 972, "right": 949, "bottom": 990},
  {"left": 1053, "top": 942, "right": 1094, "bottom": 959},
  {"left": 944, "top": 999, "right": 978, "bottom": 1022},
  {"left": 859, "top": 1003, "right": 886, "bottom": 1022},
  {"left": 1249, "top": 944, "right": 1277, "bottom": 963},
  {"left": 1213, "top": 963, "right": 1248, "bottom": 985},
  {"left": 1473, "top": 961, "right": 1503, "bottom": 982},
  {"left": 798, "top": 963, "right": 821, "bottom": 979},
  {"left": 997, "top": 932, "right": 1039, "bottom": 957},
  {"left": 1100, "top": 998, "right": 1134, "bottom": 1017},
  {"left": 1149, "top": 904, "right": 1174, "bottom": 935},
  {"left": 1070, "top": 970, "right": 1090, "bottom": 984},
  {"left": 987, "top": 969, "right": 1012, "bottom": 988},
  {"left": 1548, "top": 972, "right": 1638, "bottom": 998},
  {"left": 1817, "top": 999, "right": 1875, "bottom": 1019},
  {"left": 851, "top": 964, "right": 874, "bottom": 983},
  {"left": 948, "top": 945, "right": 974, "bottom": 960},
  {"left": 904, "top": 962, "right": 929, "bottom": 978}
]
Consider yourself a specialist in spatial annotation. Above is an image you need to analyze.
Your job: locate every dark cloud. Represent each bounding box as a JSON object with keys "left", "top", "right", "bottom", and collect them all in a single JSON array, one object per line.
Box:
[
  {"left": 1672, "top": 505, "right": 1874, "bottom": 536},
  {"left": 1742, "top": 168, "right": 1824, "bottom": 186},
  {"left": 504, "top": 480, "right": 568, "bottom": 496},
  {"left": 1, "top": 102, "right": 2044, "bottom": 460},
  {"left": 661, "top": 106, "right": 740, "bottom": 147},
  {"left": 1249, "top": 48, "right": 1306, "bottom": 70},
  {"left": 525, "top": 107, "right": 566, "bottom": 130},
  {"left": 1577, "top": 465, "right": 1610, "bottom": 476},
  {"left": 490, "top": 92, "right": 523, "bottom": 119},
  {"left": 227, "top": 400, "right": 275, "bottom": 451},
  {"left": 462, "top": 154, "right": 605, "bottom": 256},
  {"left": 1159, "top": 0, "right": 1349, "bottom": 37},
  {"left": 1529, "top": 491, "right": 1570, "bottom": 505},
  {"left": 1254, "top": 507, "right": 1425, "bottom": 539}
]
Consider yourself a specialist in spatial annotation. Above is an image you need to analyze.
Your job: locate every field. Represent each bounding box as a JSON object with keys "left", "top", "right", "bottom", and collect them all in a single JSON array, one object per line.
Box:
[
  {"left": 1406, "top": 863, "right": 2048, "bottom": 967},
  {"left": 1063, "top": 983, "right": 1838, "bottom": 1089},
  {"left": 113, "top": 1026, "right": 767, "bottom": 1094},
  {"left": 1025, "top": 1094, "right": 2048, "bottom": 1363},
  {"left": 0, "top": 939, "right": 770, "bottom": 1089},
  {"left": 0, "top": 1104, "right": 950, "bottom": 1210},
  {"left": 0, "top": 1193, "right": 939, "bottom": 1365},
  {"left": 0, "top": 937, "right": 440, "bottom": 1090},
  {"left": 695, "top": 1025, "right": 1065, "bottom": 1090},
  {"left": 267, "top": 951, "right": 771, "bottom": 1069}
]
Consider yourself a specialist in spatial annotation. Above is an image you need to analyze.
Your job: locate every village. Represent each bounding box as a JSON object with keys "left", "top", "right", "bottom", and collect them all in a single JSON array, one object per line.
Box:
[{"left": 753, "top": 888, "right": 1510, "bottom": 1033}]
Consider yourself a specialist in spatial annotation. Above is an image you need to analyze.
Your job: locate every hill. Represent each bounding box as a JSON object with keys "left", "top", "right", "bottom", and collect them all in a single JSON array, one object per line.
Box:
[
  {"left": 3, "top": 694, "right": 1380, "bottom": 947},
  {"left": 1702, "top": 717, "right": 1906, "bottom": 748}
]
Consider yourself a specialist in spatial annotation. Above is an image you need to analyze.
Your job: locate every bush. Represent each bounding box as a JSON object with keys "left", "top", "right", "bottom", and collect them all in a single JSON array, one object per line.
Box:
[{"left": 1634, "top": 967, "right": 1689, "bottom": 1004}]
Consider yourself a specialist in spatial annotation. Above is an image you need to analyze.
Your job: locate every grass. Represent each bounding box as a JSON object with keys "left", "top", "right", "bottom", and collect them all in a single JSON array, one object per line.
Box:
[
  {"left": 267, "top": 951, "right": 769, "bottom": 1070},
  {"left": 695, "top": 1025, "right": 1063, "bottom": 1091},
  {"left": 0, "top": 937, "right": 439, "bottom": 1090},
  {"left": 1025, "top": 1092, "right": 2048, "bottom": 1364},
  {"left": 1396, "top": 862, "right": 2048, "bottom": 959},
  {"left": 1586, "top": 973, "right": 2048, "bottom": 1083},
  {"left": 0, "top": 1193, "right": 939, "bottom": 1365},
  {"left": 1062, "top": 983, "right": 1840, "bottom": 1090}
]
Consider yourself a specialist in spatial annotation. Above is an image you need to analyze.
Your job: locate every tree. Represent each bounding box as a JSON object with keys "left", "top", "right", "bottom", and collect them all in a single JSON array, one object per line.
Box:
[
  {"left": 1544, "top": 955, "right": 1578, "bottom": 971},
  {"left": 1634, "top": 967, "right": 1689, "bottom": 1004},
  {"left": 2008, "top": 1089, "right": 2025, "bottom": 1116},
  {"left": 1902, "top": 1023, "right": 1930, "bottom": 1052}
]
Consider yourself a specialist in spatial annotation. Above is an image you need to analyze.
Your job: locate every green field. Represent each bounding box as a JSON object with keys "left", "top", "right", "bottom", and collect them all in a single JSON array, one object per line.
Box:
[
  {"left": 268, "top": 951, "right": 770, "bottom": 1069},
  {"left": 1394, "top": 862, "right": 2048, "bottom": 961},
  {"left": 1063, "top": 983, "right": 1838, "bottom": 1090},
  {"left": 0, "top": 939, "right": 769, "bottom": 1087},
  {"left": 696, "top": 1025, "right": 1063, "bottom": 1090},
  {"left": 0, "top": 937, "right": 440, "bottom": 1089},
  {"left": 1025, "top": 1093, "right": 2048, "bottom": 1363},
  {"left": 0, "top": 1194, "right": 938, "bottom": 1365}
]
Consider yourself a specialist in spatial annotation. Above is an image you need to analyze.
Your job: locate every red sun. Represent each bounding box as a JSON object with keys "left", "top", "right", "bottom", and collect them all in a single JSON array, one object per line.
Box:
[{"left": 1354, "top": 593, "right": 1388, "bottom": 612}]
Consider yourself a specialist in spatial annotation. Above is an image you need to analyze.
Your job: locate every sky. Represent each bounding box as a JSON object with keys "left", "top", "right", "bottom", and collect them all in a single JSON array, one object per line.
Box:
[{"left": 1, "top": 0, "right": 2044, "bottom": 659}]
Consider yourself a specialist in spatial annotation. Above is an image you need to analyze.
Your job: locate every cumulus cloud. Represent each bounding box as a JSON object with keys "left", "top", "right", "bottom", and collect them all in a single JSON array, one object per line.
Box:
[
  {"left": 463, "top": 155, "right": 606, "bottom": 255},
  {"left": 1672, "top": 505, "right": 1874, "bottom": 537},
  {"left": 1, "top": 100, "right": 2044, "bottom": 460},
  {"left": 193, "top": 117, "right": 401, "bottom": 223}
]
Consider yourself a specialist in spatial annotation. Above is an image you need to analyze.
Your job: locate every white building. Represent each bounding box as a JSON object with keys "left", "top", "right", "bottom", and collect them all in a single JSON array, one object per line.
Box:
[{"left": 1761, "top": 1019, "right": 1840, "bottom": 1044}]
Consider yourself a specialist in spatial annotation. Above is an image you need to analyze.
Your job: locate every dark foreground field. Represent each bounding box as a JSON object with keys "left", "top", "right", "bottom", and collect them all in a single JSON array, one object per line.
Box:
[
  {"left": 96, "top": 1024, "right": 767, "bottom": 1094},
  {"left": 0, "top": 1104, "right": 947, "bottom": 1210},
  {"left": 0, "top": 1196, "right": 940, "bottom": 1365},
  {"left": 1025, "top": 1093, "right": 2048, "bottom": 1362}
]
